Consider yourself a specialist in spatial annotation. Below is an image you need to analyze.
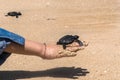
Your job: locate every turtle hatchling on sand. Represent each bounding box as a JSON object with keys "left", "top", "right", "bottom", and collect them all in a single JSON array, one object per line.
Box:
[
  {"left": 57, "top": 35, "right": 84, "bottom": 49},
  {"left": 5, "top": 11, "right": 22, "bottom": 18}
]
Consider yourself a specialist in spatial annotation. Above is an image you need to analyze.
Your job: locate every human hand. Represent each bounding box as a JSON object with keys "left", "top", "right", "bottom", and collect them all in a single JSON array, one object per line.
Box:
[{"left": 43, "top": 41, "right": 88, "bottom": 59}]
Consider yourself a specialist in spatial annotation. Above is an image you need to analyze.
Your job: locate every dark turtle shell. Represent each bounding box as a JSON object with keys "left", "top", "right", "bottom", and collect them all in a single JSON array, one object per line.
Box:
[
  {"left": 57, "top": 35, "right": 79, "bottom": 45},
  {"left": 5, "top": 11, "right": 22, "bottom": 18},
  {"left": 7, "top": 12, "right": 21, "bottom": 16}
]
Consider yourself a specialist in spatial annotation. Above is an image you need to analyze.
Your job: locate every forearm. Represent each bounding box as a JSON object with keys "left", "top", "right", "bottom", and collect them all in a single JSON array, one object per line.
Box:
[{"left": 4, "top": 40, "right": 46, "bottom": 58}]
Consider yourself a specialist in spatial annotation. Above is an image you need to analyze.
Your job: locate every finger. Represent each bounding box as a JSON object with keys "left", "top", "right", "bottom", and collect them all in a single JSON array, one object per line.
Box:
[
  {"left": 65, "top": 52, "right": 77, "bottom": 57},
  {"left": 66, "top": 42, "right": 80, "bottom": 47},
  {"left": 57, "top": 50, "right": 77, "bottom": 58},
  {"left": 82, "top": 41, "right": 89, "bottom": 47},
  {"left": 66, "top": 46, "right": 85, "bottom": 52}
]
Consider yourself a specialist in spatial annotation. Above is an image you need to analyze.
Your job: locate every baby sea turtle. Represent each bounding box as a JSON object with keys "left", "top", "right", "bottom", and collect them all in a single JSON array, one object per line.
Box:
[
  {"left": 5, "top": 11, "right": 22, "bottom": 18},
  {"left": 57, "top": 35, "right": 83, "bottom": 49}
]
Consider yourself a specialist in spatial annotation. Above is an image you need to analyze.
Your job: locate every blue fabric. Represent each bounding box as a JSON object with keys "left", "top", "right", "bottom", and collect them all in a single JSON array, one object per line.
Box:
[
  {"left": 0, "top": 28, "right": 25, "bottom": 45},
  {"left": 0, "top": 40, "right": 10, "bottom": 55},
  {"left": 0, "top": 28, "right": 25, "bottom": 65}
]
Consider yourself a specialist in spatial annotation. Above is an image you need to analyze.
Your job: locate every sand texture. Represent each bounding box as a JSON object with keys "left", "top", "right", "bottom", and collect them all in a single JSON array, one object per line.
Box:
[{"left": 0, "top": 0, "right": 120, "bottom": 80}]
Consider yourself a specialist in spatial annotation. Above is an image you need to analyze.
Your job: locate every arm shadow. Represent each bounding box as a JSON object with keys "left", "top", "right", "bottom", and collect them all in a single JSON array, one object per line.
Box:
[{"left": 0, "top": 67, "right": 89, "bottom": 80}]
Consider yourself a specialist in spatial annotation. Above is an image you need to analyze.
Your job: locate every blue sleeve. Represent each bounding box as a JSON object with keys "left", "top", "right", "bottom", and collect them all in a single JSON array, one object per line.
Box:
[
  {"left": 0, "top": 28, "right": 25, "bottom": 65},
  {"left": 0, "top": 40, "right": 10, "bottom": 55},
  {"left": 0, "top": 28, "right": 25, "bottom": 45},
  {"left": 0, "top": 40, "right": 11, "bottom": 65}
]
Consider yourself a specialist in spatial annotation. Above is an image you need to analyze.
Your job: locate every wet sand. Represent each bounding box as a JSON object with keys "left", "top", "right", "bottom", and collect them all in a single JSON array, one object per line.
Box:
[{"left": 0, "top": 0, "right": 120, "bottom": 80}]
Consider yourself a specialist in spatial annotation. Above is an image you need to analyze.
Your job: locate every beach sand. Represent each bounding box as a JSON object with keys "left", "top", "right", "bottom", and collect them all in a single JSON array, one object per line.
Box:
[{"left": 0, "top": 0, "right": 120, "bottom": 80}]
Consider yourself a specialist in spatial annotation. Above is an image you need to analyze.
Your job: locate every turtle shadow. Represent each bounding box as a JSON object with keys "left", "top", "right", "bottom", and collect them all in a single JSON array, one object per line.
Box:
[{"left": 0, "top": 67, "right": 89, "bottom": 80}]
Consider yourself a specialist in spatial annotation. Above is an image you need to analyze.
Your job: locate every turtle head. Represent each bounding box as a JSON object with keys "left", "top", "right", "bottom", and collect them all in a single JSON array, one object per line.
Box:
[{"left": 74, "top": 35, "right": 79, "bottom": 39}]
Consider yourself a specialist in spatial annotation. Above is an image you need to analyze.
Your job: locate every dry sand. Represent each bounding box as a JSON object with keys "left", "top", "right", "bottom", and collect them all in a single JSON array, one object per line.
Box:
[{"left": 0, "top": 0, "right": 120, "bottom": 80}]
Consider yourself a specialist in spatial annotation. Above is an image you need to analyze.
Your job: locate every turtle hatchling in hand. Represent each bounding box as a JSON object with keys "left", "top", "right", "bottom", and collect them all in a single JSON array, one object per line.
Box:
[{"left": 57, "top": 35, "right": 84, "bottom": 49}]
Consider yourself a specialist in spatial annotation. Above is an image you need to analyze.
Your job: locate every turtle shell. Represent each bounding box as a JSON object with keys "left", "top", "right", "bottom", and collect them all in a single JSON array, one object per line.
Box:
[
  {"left": 57, "top": 35, "right": 79, "bottom": 45},
  {"left": 7, "top": 12, "right": 22, "bottom": 16}
]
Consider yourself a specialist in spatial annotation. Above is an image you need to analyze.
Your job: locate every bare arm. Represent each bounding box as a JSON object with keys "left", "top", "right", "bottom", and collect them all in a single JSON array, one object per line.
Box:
[
  {"left": 4, "top": 39, "right": 87, "bottom": 59},
  {"left": 5, "top": 40, "right": 46, "bottom": 58}
]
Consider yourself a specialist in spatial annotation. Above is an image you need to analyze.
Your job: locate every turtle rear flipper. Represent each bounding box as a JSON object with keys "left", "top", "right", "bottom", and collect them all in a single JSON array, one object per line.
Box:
[{"left": 5, "top": 15, "right": 8, "bottom": 16}]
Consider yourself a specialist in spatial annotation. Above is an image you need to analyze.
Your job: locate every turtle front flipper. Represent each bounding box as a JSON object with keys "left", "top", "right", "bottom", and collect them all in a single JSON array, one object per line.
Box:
[
  {"left": 16, "top": 15, "right": 19, "bottom": 18},
  {"left": 75, "top": 40, "right": 83, "bottom": 46},
  {"left": 76, "top": 40, "right": 89, "bottom": 47},
  {"left": 63, "top": 44, "right": 67, "bottom": 49}
]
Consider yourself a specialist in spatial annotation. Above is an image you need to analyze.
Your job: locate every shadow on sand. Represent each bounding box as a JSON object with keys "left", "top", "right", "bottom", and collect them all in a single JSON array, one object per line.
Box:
[{"left": 0, "top": 67, "right": 89, "bottom": 80}]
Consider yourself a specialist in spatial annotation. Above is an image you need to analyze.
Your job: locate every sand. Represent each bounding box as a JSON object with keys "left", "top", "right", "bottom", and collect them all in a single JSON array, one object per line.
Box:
[{"left": 0, "top": 0, "right": 120, "bottom": 80}]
